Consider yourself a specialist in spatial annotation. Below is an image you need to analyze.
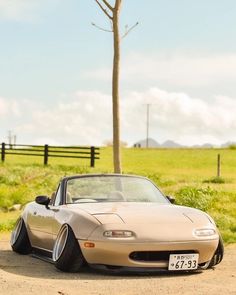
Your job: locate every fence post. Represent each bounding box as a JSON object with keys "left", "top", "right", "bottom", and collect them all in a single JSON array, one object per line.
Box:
[
  {"left": 90, "top": 146, "right": 95, "bottom": 167},
  {"left": 1, "top": 143, "right": 5, "bottom": 162},
  {"left": 44, "top": 144, "right": 49, "bottom": 165},
  {"left": 217, "top": 154, "right": 221, "bottom": 177}
]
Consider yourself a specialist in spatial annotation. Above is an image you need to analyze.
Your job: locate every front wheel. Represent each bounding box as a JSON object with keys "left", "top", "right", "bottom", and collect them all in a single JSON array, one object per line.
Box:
[
  {"left": 11, "top": 218, "right": 32, "bottom": 254},
  {"left": 200, "top": 236, "right": 224, "bottom": 269},
  {"left": 53, "top": 224, "right": 85, "bottom": 272},
  {"left": 208, "top": 235, "right": 224, "bottom": 268}
]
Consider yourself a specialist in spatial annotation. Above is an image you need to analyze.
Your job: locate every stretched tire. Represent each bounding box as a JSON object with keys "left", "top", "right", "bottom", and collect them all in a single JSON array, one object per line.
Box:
[
  {"left": 11, "top": 218, "right": 32, "bottom": 254},
  {"left": 207, "top": 235, "right": 224, "bottom": 268},
  {"left": 200, "top": 236, "right": 224, "bottom": 269},
  {"left": 52, "top": 224, "right": 85, "bottom": 272}
]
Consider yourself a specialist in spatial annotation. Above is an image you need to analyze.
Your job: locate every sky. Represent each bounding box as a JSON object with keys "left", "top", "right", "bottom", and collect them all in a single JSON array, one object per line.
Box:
[{"left": 1, "top": 0, "right": 236, "bottom": 147}]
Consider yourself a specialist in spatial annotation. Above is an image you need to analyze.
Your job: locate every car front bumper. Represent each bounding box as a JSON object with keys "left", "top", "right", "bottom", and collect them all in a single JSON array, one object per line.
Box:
[{"left": 79, "top": 238, "right": 218, "bottom": 269}]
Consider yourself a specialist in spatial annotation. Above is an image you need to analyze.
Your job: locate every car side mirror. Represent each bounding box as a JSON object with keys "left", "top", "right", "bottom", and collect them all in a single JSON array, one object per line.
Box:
[
  {"left": 35, "top": 195, "right": 50, "bottom": 209},
  {"left": 166, "top": 195, "right": 175, "bottom": 204}
]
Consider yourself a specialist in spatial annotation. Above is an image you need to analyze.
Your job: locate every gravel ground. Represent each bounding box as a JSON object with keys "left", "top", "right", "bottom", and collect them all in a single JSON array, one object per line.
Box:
[{"left": 0, "top": 233, "right": 235, "bottom": 295}]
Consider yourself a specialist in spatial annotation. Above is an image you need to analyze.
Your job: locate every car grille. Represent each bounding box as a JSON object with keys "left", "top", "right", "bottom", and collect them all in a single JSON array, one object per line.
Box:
[{"left": 129, "top": 250, "right": 198, "bottom": 262}]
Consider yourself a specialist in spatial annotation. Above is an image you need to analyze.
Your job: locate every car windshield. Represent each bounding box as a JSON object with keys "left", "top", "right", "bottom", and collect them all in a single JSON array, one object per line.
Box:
[{"left": 65, "top": 175, "right": 169, "bottom": 204}]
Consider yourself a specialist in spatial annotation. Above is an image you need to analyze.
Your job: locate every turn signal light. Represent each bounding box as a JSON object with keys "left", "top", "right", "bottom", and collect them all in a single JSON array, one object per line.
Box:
[{"left": 84, "top": 242, "right": 95, "bottom": 248}]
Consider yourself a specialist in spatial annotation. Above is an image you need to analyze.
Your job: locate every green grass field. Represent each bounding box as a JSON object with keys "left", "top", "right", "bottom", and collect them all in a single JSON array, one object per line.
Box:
[{"left": 0, "top": 147, "right": 235, "bottom": 243}]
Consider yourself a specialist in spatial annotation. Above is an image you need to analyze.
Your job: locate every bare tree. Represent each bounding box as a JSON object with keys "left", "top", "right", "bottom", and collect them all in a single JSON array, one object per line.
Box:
[
  {"left": 94, "top": 0, "right": 122, "bottom": 173},
  {"left": 94, "top": 1, "right": 138, "bottom": 173}
]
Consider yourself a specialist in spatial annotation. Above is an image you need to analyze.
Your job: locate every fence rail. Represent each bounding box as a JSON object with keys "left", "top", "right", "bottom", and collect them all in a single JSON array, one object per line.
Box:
[{"left": 1, "top": 143, "right": 99, "bottom": 167}]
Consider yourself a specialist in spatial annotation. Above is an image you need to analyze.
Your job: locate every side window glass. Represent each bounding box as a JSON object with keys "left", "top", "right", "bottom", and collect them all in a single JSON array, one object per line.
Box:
[
  {"left": 49, "top": 191, "right": 56, "bottom": 205},
  {"left": 54, "top": 184, "right": 62, "bottom": 206}
]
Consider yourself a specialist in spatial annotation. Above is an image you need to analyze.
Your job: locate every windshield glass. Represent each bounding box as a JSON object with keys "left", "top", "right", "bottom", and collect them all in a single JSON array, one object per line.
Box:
[{"left": 65, "top": 175, "right": 168, "bottom": 204}]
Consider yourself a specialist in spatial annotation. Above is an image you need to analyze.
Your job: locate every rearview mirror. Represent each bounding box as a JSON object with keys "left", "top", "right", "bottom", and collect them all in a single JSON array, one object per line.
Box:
[
  {"left": 35, "top": 195, "right": 50, "bottom": 208},
  {"left": 166, "top": 195, "right": 175, "bottom": 204}
]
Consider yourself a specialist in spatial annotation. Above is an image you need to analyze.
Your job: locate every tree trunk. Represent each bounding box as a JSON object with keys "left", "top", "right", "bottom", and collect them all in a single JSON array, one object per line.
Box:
[{"left": 112, "top": 1, "right": 122, "bottom": 173}]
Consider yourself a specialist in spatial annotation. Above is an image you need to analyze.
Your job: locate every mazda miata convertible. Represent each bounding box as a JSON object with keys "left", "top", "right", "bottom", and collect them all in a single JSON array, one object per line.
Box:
[{"left": 11, "top": 174, "right": 223, "bottom": 272}]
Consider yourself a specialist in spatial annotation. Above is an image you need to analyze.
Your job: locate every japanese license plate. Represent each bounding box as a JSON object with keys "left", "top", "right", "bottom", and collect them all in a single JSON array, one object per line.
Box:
[{"left": 168, "top": 253, "right": 199, "bottom": 271}]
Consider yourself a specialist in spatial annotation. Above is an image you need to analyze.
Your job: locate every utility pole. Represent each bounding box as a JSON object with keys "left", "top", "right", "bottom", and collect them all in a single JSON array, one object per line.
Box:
[
  {"left": 7, "top": 130, "right": 16, "bottom": 148},
  {"left": 8, "top": 130, "right": 12, "bottom": 145},
  {"left": 146, "top": 104, "right": 150, "bottom": 148}
]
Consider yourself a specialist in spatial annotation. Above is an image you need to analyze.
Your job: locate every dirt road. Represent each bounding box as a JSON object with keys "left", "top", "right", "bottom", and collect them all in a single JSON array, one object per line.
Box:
[{"left": 0, "top": 233, "right": 235, "bottom": 295}]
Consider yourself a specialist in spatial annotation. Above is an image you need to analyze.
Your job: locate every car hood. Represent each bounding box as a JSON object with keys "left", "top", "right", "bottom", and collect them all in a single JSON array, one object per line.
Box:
[{"left": 71, "top": 202, "right": 210, "bottom": 226}]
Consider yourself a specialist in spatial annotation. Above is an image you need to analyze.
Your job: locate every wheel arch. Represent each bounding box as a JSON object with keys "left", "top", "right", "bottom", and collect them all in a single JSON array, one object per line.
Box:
[{"left": 56, "top": 209, "right": 101, "bottom": 240}]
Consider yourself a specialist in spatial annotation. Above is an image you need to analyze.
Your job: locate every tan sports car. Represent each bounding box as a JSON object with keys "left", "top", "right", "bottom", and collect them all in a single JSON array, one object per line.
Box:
[{"left": 11, "top": 174, "right": 223, "bottom": 272}]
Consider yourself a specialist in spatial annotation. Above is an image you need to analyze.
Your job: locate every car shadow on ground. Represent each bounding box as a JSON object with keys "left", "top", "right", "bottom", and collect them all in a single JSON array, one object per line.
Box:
[{"left": 0, "top": 250, "right": 203, "bottom": 280}]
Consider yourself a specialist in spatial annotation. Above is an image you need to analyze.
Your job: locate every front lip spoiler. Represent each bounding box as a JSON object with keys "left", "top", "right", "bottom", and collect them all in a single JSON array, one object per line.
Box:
[
  {"left": 89, "top": 264, "right": 203, "bottom": 274},
  {"left": 28, "top": 254, "right": 205, "bottom": 274}
]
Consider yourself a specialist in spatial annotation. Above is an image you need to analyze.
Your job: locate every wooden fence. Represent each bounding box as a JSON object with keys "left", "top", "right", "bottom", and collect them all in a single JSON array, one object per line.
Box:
[{"left": 1, "top": 143, "right": 99, "bottom": 167}]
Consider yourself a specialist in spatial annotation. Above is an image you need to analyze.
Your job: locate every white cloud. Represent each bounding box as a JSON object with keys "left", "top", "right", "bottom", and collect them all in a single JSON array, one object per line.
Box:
[
  {"left": 85, "top": 52, "right": 236, "bottom": 88},
  {"left": 14, "top": 91, "right": 113, "bottom": 145},
  {"left": 1, "top": 88, "right": 236, "bottom": 146},
  {"left": 0, "top": 0, "right": 36, "bottom": 21},
  {"left": 0, "top": 97, "right": 8, "bottom": 115},
  {"left": 125, "top": 52, "right": 236, "bottom": 87},
  {"left": 0, "top": 0, "right": 60, "bottom": 21},
  {"left": 122, "top": 88, "right": 236, "bottom": 145},
  {"left": 0, "top": 97, "right": 20, "bottom": 116}
]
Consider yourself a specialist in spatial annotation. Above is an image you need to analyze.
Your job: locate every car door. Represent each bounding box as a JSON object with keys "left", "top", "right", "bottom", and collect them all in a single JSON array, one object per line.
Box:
[{"left": 27, "top": 184, "right": 63, "bottom": 251}]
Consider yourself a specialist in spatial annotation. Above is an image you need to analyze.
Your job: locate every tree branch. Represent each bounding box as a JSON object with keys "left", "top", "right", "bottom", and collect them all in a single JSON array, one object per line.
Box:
[
  {"left": 95, "top": 0, "right": 113, "bottom": 20},
  {"left": 101, "top": 0, "right": 114, "bottom": 11},
  {"left": 92, "top": 22, "right": 113, "bottom": 32},
  {"left": 121, "top": 22, "right": 139, "bottom": 39}
]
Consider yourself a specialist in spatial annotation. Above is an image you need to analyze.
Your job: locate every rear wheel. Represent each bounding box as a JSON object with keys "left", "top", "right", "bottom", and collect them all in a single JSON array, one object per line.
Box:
[
  {"left": 53, "top": 224, "right": 85, "bottom": 272},
  {"left": 11, "top": 218, "right": 32, "bottom": 254}
]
